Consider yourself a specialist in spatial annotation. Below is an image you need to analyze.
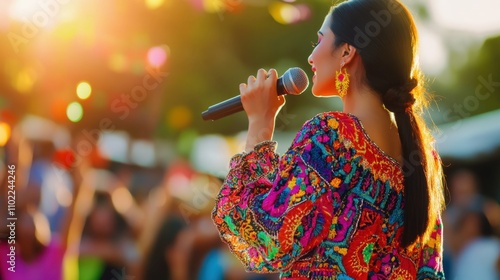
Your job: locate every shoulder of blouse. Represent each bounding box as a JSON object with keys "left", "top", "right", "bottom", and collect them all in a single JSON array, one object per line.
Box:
[
  {"left": 291, "top": 111, "right": 356, "bottom": 143},
  {"left": 228, "top": 112, "right": 357, "bottom": 165},
  {"left": 307, "top": 111, "right": 355, "bottom": 130}
]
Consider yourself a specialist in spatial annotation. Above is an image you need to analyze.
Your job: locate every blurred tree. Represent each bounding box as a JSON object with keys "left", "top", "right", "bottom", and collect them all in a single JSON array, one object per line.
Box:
[{"left": 430, "top": 35, "right": 500, "bottom": 124}]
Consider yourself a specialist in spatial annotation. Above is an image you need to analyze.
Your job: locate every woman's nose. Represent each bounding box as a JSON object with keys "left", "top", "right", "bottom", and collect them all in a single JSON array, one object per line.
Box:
[{"left": 308, "top": 55, "right": 313, "bottom": 65}]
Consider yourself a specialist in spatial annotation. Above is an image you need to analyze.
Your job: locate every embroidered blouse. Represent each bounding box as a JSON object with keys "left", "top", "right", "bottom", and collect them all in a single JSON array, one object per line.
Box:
[{"left": 212, "top": 112, "right": 444, "bottom": 279}]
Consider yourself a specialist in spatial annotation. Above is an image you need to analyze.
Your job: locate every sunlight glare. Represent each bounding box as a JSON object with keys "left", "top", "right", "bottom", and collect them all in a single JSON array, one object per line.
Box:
[
  {"left": 8, "top": 0, "right": 38, "bottom": 21},
  {"left": 430, "top": 0, "right": 500, "bottom": 34},
  {"left": 418, "top": 25, "right": 448, "bottom": 75}
]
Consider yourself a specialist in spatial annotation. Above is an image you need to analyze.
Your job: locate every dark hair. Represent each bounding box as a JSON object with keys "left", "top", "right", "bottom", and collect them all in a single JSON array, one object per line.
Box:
[
  {"left": 82, "top": 191, "right": 128, "bottom": 239},
  {"left": 142, "top": 215, "right": 187, "bottom": 280},
  {"left": 329, "top": 0, "right": 444, "bottom": 247}
]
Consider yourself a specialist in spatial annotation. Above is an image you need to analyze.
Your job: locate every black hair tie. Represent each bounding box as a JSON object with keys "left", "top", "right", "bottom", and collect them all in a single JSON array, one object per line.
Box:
[{"left": 383, "top": 78, "right": 417, "bottom": 113}]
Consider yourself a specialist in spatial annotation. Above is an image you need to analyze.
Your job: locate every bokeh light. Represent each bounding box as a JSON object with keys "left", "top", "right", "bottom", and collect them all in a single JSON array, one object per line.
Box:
[
  {"left": 268, "top": 2, "right": 311, "bottom": 25},
  {"left": 188, "top": 0, "right": 242, "bottom": 13},
  {"left": 0, "top": 122, "right": 11, "bottom": 146},
  {"left": 13, "top": 68, "right": 37, "bottom": 94},
  {"left": 189, "top": 0, "right": 205, "bottom": 11},
  {"left": 191, "top": 135, "right": 232, "bottom": 177},
  {"left": 167, "top": 105, "right": 192, "bottom": 130},
  {"left": 145, "top": 0, "right": 166, "bottom": 10},
  {"left": 147, "top": 45, "right": 169, "bottom": 67},
  {"left": 66, "top": 102, "right": 83, "bottom": 122},
  {"left": 204, "top": 0, "right": 226, "bottom": 13},
  {"left": 130, "top": 140, "right": 156, "bottom": 167},
  {"left": 76, "top": 81, "right": 92, "bottom": 100},
  {"left": 108, "top": 53, "right": 128, "bottom": 73},
  {"left": 269, "top": 2, "right": 301, "bottom": 25}
]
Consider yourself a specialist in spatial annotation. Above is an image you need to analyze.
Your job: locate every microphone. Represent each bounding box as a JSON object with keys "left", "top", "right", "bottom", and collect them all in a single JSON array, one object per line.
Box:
[{"left": 201, "top": 67, "right": 309, "bottom": 121}]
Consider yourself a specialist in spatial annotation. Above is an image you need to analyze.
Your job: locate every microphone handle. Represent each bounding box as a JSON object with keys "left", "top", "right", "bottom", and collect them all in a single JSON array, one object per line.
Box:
[
  {"left": 202, "top": 96, "right": 243, "bottom": 121},
  {"left": 201, "top": 78, "right": 288, "bottom": 121}
]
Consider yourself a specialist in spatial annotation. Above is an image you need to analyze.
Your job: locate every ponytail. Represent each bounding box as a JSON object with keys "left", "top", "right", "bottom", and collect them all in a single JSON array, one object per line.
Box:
[{"left": 383, "top": 79, "right": 433, "bottom": 247}]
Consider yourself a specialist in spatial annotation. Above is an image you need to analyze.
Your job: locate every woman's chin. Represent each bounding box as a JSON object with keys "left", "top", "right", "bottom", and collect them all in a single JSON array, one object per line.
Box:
[{"left": 312, "top": 89, "right": 335, "bottom": 98}]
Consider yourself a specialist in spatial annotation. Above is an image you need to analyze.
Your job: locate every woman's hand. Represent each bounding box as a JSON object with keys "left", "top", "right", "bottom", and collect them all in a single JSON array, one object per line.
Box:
[
  {"left": 240, "top": 68, "right": 286, "bottom": 152},
  {"left": 240, "top": 68, "right": 285, "bottom": 121}
]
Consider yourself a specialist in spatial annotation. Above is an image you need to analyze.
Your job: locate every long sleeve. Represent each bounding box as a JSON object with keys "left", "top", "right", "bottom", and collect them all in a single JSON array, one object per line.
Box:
[
  {"left": 417, "top": 216, "right": 446, "bottom": 279},
  {"left": 212, "top": 116, "right": 338, "bottom": 272}
]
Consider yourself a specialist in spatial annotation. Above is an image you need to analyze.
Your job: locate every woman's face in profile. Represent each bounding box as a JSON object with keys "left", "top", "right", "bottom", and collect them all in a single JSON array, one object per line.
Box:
[{"left": 308, "top": 14, "right": 343, "bottom": 97}]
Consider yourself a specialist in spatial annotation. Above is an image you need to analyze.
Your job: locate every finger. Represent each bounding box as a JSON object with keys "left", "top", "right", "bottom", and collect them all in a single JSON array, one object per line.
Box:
[
  {"left": 256, "top": 68, "right": 268, "bottom": 82},
  {"left": 267, "top": 68, "right": 278, "bottom": 80},
  {"left": 247, "top": 75, "right": 256, "bottom": 85},
  {"left": 240, "top": 83, "right": 250, "bottom": 98},
  {"left": 239, "top": 83, "right": 247, "bottom": 92}
]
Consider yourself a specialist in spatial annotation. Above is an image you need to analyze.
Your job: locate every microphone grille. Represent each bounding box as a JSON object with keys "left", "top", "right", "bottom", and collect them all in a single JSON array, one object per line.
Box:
[{"left": 283, "top": 67, "right": 309, "bottom": 95}]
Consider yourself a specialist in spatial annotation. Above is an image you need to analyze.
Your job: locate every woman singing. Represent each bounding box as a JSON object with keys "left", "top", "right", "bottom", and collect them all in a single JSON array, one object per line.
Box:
[{"left": 212, "top": 0, "right": 446, "bottom": 278}]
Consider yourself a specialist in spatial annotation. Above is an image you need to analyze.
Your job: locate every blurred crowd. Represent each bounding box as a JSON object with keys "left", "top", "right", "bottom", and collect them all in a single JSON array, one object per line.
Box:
[
  {"left": 0, "top": 128, "right": 499, "bottom": 280},
  {"left": 442, "top": 169, "right": 500, "bottom": 279},
  {"left": 0, "top": 125, "right": 279, "bottom": 280}
]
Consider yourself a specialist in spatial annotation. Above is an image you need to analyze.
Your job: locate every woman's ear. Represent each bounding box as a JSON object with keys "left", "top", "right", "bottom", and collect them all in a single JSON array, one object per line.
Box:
[{"left": 341, "top": 44, "right": 357, "bottom": 65}]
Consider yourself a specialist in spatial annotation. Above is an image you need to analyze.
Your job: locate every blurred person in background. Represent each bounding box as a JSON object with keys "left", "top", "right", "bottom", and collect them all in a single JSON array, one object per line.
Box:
[
  {"left": 451, "top": 210, "right": 500, "bottom": 280},
  {"left": 444, "top": 169, "right": 486, "bottom": 229},
  {"left": 0, "top": 150, "right": 88, "bottom": 280},
  {"left": 442, "top": 168, "right": 500, "bottom": 277},
  {"left": 141, "top": 214, "right": 187, "bottom": 280},
  {"left": 78, "top": 190, "right": 137, "bottom": 280},
  {"left": 442, "top": 168, "right": 484, "bottom": 277},
  {"left": 25, "top": 141, "right": 74, "bottom": 234}
]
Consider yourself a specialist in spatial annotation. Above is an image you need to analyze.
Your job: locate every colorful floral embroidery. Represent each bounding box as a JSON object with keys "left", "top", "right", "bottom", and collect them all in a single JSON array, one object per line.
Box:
[{"left": 212, "top": 112, "right": 445, "bottom": 279}]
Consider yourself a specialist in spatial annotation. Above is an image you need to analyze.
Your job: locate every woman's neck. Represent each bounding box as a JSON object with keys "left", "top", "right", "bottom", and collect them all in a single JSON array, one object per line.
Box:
[
  {"left": 341, "top": 81, "right": 389, "bottom": 122},
  {"left": 341, "top": 81, "right": 403, "bottom": 163}
]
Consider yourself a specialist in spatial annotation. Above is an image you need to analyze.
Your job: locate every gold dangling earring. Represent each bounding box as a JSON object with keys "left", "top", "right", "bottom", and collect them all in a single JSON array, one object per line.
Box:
[{"left": 335, "top": 63, "right": 350, "bottom": 98}]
